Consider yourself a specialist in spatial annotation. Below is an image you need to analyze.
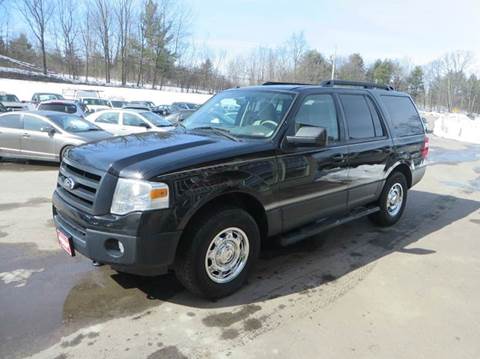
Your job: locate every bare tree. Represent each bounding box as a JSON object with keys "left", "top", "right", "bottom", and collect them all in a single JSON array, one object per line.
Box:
[
  {"left": 91, "top": 0, "right": 114, "bottom": 83},
  {"left": 17, "top": 0, "right": 53, "bottom": 74},
  {"left": 79, "top": 7, "right": 93, "bottom": 81},
  {"left": 57, "top": 0, "right": 78, "bottom": 78},
  {"left": 115, "top": 0, "right": 133, "bottom": 85}
]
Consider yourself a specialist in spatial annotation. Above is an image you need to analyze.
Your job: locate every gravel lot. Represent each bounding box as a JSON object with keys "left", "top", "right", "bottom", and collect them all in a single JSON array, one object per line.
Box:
[{"left": 1, "top": 136, "right": 480, "bottom": 359}]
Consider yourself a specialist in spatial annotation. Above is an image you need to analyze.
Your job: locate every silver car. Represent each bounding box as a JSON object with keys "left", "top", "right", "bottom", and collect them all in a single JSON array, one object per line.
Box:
[{"left": 0, "top": 111, "right": 112, "bottom": 162}]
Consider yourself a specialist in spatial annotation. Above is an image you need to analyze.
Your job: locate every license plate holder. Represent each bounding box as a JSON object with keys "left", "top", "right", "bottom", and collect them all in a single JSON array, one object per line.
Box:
[{"left": 57, "top": 229, "right": 75, "bottom": 257}]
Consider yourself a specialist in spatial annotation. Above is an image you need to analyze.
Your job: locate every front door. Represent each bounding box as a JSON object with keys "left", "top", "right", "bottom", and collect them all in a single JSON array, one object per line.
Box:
[
  {"left": 21, "top": 114, "right": 56, "bottom": 160},
  {"left": 274, "top": 93, "right": 350, "bottom": 232}
]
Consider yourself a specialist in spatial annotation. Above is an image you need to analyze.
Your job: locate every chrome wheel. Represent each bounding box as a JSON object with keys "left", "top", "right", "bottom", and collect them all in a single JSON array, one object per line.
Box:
[
  {"left": 205, "top": 227, "right": 250, "bottom": 284},
  {"left": 386, "top": 183, "right": 404, "bottom": 216}
]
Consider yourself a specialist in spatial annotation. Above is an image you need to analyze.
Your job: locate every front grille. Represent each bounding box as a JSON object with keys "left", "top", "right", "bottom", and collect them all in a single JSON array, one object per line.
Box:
[{"left": 56, "top": 158, "right": 104, "bottom": 214}]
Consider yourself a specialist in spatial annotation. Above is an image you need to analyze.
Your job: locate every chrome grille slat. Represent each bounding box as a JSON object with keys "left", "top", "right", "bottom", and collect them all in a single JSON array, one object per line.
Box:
[
  {"left": 59, "top": 165, "right": 99, "bottom": 189},
  {"left": 57, "top": 178, "right": 95, "bottom": 202}
]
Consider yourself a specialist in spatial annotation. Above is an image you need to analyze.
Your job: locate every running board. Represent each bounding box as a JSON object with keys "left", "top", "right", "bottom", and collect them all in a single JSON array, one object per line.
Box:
[{"left": 277, "top": 206, "right": 380, "bottom": 247}]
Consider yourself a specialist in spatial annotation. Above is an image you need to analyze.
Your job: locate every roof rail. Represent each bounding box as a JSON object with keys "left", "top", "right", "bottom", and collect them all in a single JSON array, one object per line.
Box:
[
  {"left": 320, "top": 80, "right": 394, "bottom": 91},
  {"left": 262, "top": 81, "right": 312, "bottom": 86}
]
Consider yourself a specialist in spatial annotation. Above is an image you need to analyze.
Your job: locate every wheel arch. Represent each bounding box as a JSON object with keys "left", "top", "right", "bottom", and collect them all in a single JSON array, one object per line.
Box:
[{"left": 389, "top": 162, "right": 412, "bottom": 188}]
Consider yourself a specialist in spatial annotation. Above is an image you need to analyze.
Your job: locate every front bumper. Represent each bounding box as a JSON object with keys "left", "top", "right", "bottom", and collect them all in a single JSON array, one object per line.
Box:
[{"left": 52, "top": 190, "right": 182, "bottom": 275}]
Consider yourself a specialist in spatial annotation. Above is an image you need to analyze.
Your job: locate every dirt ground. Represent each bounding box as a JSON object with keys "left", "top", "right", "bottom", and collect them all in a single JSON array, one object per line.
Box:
[{"left": 1, "top": 136, "right": 479, "bottom": 359}]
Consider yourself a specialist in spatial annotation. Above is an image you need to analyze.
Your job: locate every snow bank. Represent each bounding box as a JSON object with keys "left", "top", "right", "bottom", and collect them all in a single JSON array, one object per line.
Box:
[
  {"left": 0, "top": 78, "right": 212, "bottom": 105},
  {"left": 433, "top": 113, "right": 480, "bottom": 144}
]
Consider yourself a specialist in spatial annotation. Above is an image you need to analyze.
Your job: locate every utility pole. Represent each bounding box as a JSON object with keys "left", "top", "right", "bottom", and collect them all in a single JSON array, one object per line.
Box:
[{"left": 331, "top": 46, "right": 337, "bottom": 80}]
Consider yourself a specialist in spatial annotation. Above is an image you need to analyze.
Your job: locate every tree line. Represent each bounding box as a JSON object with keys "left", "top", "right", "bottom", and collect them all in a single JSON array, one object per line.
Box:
[{"left": 0, "top": 0, "right": 479, "bottom": 113}]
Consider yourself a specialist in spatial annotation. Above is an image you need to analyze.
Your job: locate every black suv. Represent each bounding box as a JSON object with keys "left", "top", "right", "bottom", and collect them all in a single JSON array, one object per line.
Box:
[{"left": 52, "top": 80, "right": 428, "bottom": 298}]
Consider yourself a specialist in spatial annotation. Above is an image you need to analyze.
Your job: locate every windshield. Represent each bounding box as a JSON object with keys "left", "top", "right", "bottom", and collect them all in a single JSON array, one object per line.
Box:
[
  {"left": 46, "top": 114, "right": 101, "bottom": 133},
  {"left": 182, "top": 90, "right": 295, "bottom": 138},
  {"left": 140, "top": 111, "right": 173, "bottom": 127},
  {"left": 0, "top": 94, "right": 20, "bottom": 102},
  {"left": 111, "top": 101, "right": 126, "bottom": 107},
  {"left": 83, "top": 98, "right": 109, "bottom": 106},
  {"left": 37, "top": 94, "right": 63, "bottom": 101}
]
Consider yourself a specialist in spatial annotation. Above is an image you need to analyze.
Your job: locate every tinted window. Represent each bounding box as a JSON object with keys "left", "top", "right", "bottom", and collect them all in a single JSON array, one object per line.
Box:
[
  {"left": 24, "top": 115, "right": 49, "bottom": 131},
  {"left": 0, "top": 114, "right": 22, "bottom": 129},
  {"left": 340, "top": 94, "right": 375, "bottom": 140},
  {"left": 96, "top": 112, "right": 119, "bottom": 124},
  {"left": 366, "top": 97, "right": 385, "bottom": 137},
  {"left": 47, "top": 114, "right": 101, "bottom": 133},
  {"left": 381, "top": 96, "right": 424, "bottom": 137},
  {"left": 123, "top": 113, "right": 148, "bottom": 127},
  {"left": 294, "top": 94, "right": 339, "bottom": 141},
  {"left": 38, "top": 103, "right": 77, "bottom": 114}
]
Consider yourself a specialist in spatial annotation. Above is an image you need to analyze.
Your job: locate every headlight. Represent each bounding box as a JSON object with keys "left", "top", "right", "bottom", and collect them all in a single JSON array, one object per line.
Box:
[{"left": 110, "top": 178, "right": 169, "bottom": 215}]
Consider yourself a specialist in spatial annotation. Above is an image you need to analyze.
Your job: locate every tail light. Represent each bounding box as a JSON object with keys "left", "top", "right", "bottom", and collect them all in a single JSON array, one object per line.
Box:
[{"left": 421, "top": 136, "right": 429, "bottom": 159}]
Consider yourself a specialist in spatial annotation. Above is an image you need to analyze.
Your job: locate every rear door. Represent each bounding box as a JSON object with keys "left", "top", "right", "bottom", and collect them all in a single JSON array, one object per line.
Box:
[
  {"left": 93, "top": 111, "right": 121, "bottom": 134},
  {"left": 21, "top": 114, "right": 56, "bottom": 160},
  {"left": 275, "top": 93, "right": 350, "bottom": 231},
  {"left": 0, "top": 113, "right": 23, "bottom": 157},
  {"left": 338, "top": 92, "right": 393, "bottom": 208},
  {"left": 121, "top": 112, "right": 151, "bottom": 134}
]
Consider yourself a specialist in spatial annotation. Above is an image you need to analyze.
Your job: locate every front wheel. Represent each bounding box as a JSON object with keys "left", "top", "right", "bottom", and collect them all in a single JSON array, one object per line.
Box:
[
  {"left": 174, "top": 206, "right": 260, "bottom": 299},
  {"left": 369, "top": 172, "right": 408, "bottom": 227}
]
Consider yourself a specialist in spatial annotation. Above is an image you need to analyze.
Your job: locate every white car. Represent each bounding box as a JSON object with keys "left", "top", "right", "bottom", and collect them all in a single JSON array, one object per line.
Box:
[
  {"left": 86, "top": 109, "right": 175, "bottom": 135},
  {"left": 79, "top": 97, "right": 111, "bottom": 113}
]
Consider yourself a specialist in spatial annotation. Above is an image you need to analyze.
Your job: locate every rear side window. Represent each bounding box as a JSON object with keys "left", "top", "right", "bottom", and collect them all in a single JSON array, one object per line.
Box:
[
  {"left": 0, "top": 114, "right": 22, "bottom": 129},
  {"left": 339, "top": 94, "right": 379, "bottom": 140},
  {"left": 381, "top": 96, "right": 424, "bottom": 137}
]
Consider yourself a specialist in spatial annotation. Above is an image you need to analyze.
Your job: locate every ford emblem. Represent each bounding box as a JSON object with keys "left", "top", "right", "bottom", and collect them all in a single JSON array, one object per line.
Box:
[{"left": 64, "top": 177, "right": 77, "bottom": 190}]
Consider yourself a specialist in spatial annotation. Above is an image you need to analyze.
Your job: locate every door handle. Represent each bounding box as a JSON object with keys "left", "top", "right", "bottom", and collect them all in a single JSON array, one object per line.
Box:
[
  {"left": 22, "top": 133, "right": 30, "bottom": 138},
  {"left": 332, "top": 153, "right": 345, "bottom": 161}
]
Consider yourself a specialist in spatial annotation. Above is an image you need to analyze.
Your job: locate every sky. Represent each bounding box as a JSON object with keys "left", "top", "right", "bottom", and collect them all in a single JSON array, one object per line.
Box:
[{"left": 186, "top": 0, "right": 480, "bottom": 68}]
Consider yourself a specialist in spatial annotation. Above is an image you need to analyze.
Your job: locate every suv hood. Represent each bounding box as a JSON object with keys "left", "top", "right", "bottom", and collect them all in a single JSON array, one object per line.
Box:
[{"left": 67, "top": 131, "right": 274, "bottom": 179}]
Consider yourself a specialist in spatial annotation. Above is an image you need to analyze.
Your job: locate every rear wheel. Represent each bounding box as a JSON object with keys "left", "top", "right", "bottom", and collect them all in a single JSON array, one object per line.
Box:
[
  {"left": 175, "top": 206, "right": 260, "bottom": 299},
  {"left": 369, "top": 172, "right": 408, "bottom": 227}
]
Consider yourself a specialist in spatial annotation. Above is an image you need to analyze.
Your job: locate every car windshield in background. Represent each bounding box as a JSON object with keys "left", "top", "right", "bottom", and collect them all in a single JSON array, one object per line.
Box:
[
  {"left": 182, "top": 90, "right": 295, "bottom": 138},
  {"left": 38, "top": 103, "right": 77, "bottom": 114},
  {"left": 38, "top": 94, "right": 63, "bottom": 101},
  {"left": 83, "top": 98, "right": 109, "bottom": 106},
  {"left": 140, "top": 111, "right": 173, "bottom": 127},
  {"left": 0, "top": 94, "right": 20, "bottom": 102},
  {"left": 111, "top": 101, "right": 126, "bottom": 107},
  {"left": 46, "top": 114, "right": 101, "bottom": 133}
]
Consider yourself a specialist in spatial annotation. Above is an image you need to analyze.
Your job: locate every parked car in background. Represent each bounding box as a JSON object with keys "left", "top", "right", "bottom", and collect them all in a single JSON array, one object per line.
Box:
[
  {"left": 0, "top": 111, "right": 111, "bottom": 162},
  {"left": 108, "top": 99, "right": 129, "bottom": 108},
  {"left": 122, "top": 104, "right": 151, "bottom": 111},
  {"left": 52, "top": 80, "right": 428, "bottom": 298},
  {"left": 31, "top": 93, "right": 64, "bottom": 105},
  {"left": 62, "top": 88, "right": 102, "bottom": 100},
  {"left": 0, "top": 92, "right": 30, "bottom": 111},
  {"left": 154, "top": 104, "right": 172, "bottom": 116},
  {"left": 171, "top": 101, "right": 200, "bottom": 111},
  {"left": 129, "top": 101, "right": 156, "bottom": 109},
  {"left": 165, "top": 109, "right": 195, "bottom": 123},
  {"left": 86, "top": 109, "right": 175, "bottom": 135},
  {"left": 80, "top": 97, "right": 111, "bottom": 113},
  {"left": 37, "top": 100, "right": 87, "bottom": 118}
]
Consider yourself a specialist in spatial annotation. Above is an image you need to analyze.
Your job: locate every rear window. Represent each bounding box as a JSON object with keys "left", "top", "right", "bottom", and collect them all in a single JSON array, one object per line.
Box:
[
  {"left": 0, "top": 114, "right": 22, "bottom": 129},
  {"left": 381, "top": 96, "right": 424, "bottom": 137},
  {"left": 38, "top": 103, "right": 77, "bottom": 114}
]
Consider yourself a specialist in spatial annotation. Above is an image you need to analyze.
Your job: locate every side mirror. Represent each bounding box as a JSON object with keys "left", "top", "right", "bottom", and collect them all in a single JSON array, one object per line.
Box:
[
  {"left": 41, "top": 127, "right": 56, "bottom": 136},
  {"left": 286, "top": 126, "right": 327, "bottom": 147},
  {"left": 142, "top": 123, "right": 151, "bottom": 129}
]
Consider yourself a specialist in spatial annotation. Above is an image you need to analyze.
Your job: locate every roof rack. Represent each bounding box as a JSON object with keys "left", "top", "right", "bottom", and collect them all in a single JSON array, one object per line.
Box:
[
  {"left": 320, "top": 80, "right": 394, "bottom": 91},
  {"left": 262, "top": 81, "right": 312, "bottom": 86}
]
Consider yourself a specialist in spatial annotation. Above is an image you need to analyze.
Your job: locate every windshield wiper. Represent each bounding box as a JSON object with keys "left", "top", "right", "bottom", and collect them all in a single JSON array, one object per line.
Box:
[{"left": 191, "top": 126, "right": 239, "bottom": 141}]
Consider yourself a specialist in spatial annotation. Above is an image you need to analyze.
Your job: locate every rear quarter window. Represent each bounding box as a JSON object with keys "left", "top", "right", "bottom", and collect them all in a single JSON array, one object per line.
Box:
[{"left": 381, "top": 95, "right": 424, "bottom": 137}]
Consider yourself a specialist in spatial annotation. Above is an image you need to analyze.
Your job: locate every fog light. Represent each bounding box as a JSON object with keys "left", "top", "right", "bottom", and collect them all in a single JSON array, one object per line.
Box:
[{"left": 105, "top": 238, "right": 125, "bottom": 258}]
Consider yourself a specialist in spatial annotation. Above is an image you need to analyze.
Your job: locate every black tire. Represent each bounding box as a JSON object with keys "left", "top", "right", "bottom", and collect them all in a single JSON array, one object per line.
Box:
[
  {"left": 369, "top": 172, "right": 408, "bottom": 227},
  {"left": 174, "top": 206, "right": 260, "bottom": 299},
  {"left": 60, "top": 145, "right": 73, "bottom": 162}
]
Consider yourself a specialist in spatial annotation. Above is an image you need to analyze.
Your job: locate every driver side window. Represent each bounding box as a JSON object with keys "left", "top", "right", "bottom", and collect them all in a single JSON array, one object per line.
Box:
[
  {"left": 123, "top": 113, "right": 148, "bottom": 127},
  {"left": 294, "top": 94, "right": 339, "bottom": 142}
]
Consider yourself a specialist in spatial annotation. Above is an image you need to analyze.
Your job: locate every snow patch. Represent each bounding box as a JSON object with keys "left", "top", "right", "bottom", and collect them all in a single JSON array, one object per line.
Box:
[
  {"left": 433, "top": 113, "right": 480, "bottom": 144},
  {"left": 0, "top": 268, "right": 44, "bottom": 287}
]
